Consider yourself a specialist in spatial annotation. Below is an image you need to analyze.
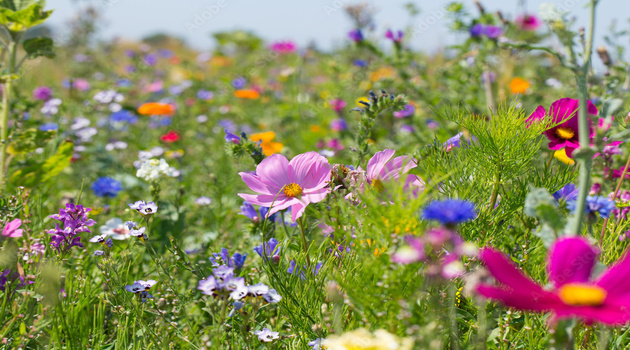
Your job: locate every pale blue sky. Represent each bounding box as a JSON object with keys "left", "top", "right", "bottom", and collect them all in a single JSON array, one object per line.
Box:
[{"left": 47, "top": 0, "right": 630, "bottom": 55}]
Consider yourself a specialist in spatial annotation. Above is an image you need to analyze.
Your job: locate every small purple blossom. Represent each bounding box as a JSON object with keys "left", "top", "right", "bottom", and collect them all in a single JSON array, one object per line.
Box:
[{"left": 47, "top": 203, "right": 96, "bottom": 253}]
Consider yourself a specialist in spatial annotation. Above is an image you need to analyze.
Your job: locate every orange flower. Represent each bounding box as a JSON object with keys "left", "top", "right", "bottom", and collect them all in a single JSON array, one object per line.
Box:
[
  {"left": 138, "top": 102, "right": 175, "bottom": 116},
  {"left": 250, "top": 131, "right": 283, "bottom": 156},
  {"left": 234, "top": 89, "right": 260, "bottom": 99},
  {"left": 510, "top": 77, "right": 530, "bottom": 94}
]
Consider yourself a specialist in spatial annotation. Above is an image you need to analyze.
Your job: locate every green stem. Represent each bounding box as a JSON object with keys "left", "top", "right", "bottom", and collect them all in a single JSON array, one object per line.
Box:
[
  {"left": 488, "top": 167, "right": 502, "bottom": 212},
  {"left": 297, "top": 216, "right": 311, "bottom": 267},
  {"left": 567, "top": 0, "right": 598, "bottom": 235},
  {"left": 0, "top": 40, "right": 16, "bottom": 187}
]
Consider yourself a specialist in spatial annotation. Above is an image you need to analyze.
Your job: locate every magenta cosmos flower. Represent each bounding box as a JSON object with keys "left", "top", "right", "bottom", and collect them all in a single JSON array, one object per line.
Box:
[
  {"left": 527, "top": 98, "right": 597, "bottom": 158},
  {"left": 477, "top": 237, "right": 630, "bottom": 325},
  {"left": 2, "top": 219, "right": 23, "bottom": 238},
  {"left": 364, "top": 149, "right": 424, "bottom": 195},
  {"left": 270, "top": 41, "right": 297, "bottom": 54},
  {"left": 238, "top": 152, "right": 331, "bottom": 222},
  {"left": 516, "top": 14, "right": 541, "bottom": 31}
]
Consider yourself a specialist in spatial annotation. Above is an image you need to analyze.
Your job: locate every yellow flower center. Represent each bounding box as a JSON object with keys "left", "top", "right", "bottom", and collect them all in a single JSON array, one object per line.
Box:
[
  {"left": 558, "top": 283, "right": 607, "bottom": 306},
  {"left": 283, "top": 183, "right": 303, "bottom": 198},
  {"left": 370, "top": 179, "right": 385, "bottom": 193},
  {"left": 556, "top": 127, "right": 575, "bottom": 140}
]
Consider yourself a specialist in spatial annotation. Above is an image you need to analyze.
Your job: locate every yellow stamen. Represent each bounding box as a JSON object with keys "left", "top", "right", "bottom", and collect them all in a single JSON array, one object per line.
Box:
[
  {"left": 556, "top": 127, "right": 575, "bottom": 140},
  {"left": 283, "top": 183, "right": 303, "bottom": 198},
  {"left": 558, "top": 283, "right": 607, "bottom": 306},
  {"left": 370, "top": 179, "right": 385, "bottom": 193}
]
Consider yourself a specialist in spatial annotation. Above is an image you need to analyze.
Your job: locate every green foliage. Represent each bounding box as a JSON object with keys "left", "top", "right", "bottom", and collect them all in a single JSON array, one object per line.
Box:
[
  {"left": 22, "top": 37, "right": 54, "bottom": 59},
  {"left": 11, "top": 140, "right": 73, "bottom": 187}
]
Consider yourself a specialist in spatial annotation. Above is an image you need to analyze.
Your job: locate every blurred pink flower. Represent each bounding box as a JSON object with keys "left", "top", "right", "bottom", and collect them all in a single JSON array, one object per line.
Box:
[{"left": 2, "top": 219, "right": 23, "bottom": 238}]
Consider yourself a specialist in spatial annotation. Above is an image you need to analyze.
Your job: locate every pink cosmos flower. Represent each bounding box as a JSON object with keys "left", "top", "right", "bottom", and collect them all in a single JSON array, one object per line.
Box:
[
  {"left": 270, "top": 41, "right": 297, "bottom": 54},
  {"left": 2, "top": 219, "right": 23, "bottom": 238},
  {"left": 238, "top": 152, "right": 331, "bottom": 222},
  {"left": 527, "top": 98, "right": 597, "bottom": 158},
  {"left": 477, "top": 237, "right": 630, "bottom": 325},
  {"left": 330, "top": 99, "right": 347, "bottom": 112},
  {"left": 364, "top": 149, "right": 424, "bottom": 195},
  {"left": 515, "top": 14, "right": 541, "bottom": 31}
]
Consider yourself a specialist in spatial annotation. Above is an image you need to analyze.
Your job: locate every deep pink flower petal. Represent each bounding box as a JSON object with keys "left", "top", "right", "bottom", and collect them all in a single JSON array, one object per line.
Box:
[
  {"left": 380, "top": 155, "right": 415, "bottom": 181},
  {"left": 553, "top": 304, "right": 630, "bottom": 325},
  {"left": 2, "top": 219, "right": 22, "bottom": 237},
  {"left": 256, "top": 154, "right": 290, "bottom": 189},
  {"left": 547, "top": 237, "right": 598, "bottom": 287},
  {"left": 366, "top": 149, "right": 395, "bottom": 181},
  {"left": 480, "top": 248, "right": 544, "bottom": 292},
  {"left": 476, "top": 284, "right": 561, "bottom": 311},
  {"left": 7, "top": 229, "right": 23, "bottom": 238},
  {"left": 526, "top": 105, "right": 546, "bottom": 125},
  {"left": 303, "top": 188, "right": 329, "bottom": 204},
  {"left": 595, "top": 247, "right": 630, "bottom": 299}
]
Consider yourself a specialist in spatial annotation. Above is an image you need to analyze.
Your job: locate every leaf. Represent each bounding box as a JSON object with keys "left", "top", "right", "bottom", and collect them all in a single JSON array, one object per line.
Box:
[
  {"left": 0, "top": 0, "right": 44, "bottom": 12},
  {"left": 524, "top": 187, "right": 556, "bottom": 217},
  {"left": 0, "top": 3, "right": 51, "bottom": 31},
  {"left": 6, "top": 127, "right": 53, "bottom": 155},
  {"left": 22, "top": 36, "right": 54, "bottom": 58},
  {"left": 601, "top": 98, "right": 624, "bottom": 117},
  {"left": 10, "top": 140, "right": 73, "bottom": 187},
  {"left": 533, "top": 224, "right": 557, "bottom": 248}
]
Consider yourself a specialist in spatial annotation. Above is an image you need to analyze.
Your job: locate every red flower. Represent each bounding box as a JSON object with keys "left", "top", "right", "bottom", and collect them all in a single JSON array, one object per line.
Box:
[{"left": 161, "top": 131, "right": 180, "bottom": 143}]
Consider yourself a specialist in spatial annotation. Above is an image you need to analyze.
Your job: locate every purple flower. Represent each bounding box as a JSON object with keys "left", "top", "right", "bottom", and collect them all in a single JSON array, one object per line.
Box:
[
  {"left": 33, "top": 86, "right": 52, "bottom": 101},
  {"left": 393, "top": 104, "right": 415, "bottom": 119},
  {"left": 224, "top": 129, "right": 241, "bottom": 144},
  {"left": 348, "top": 29, "right": 364, "bottom": 42},
  {"left": 470, "top": 23, "right": 484, "bottom": 37},
  {"left": 253, "top": 238, "right": 281, "bottom": 263},
  {"left": 330, "top": 118, "right": 348, "bottom": 132},
  {"left": 484, "top": 25, "right": 503, "bottom": 38},
  {"left": 422, "top": 199, "right": 476, "bottom": 225},
  {"left": 553, "top": 184, "right": 578, "bottom": 202},
  {"left": 231, "top": 77, "right": 247, "bottom": 89},
  {"left": 210, "top": 248, "right": 248, "bottom": 270},
  {"left": 385, "top": 29, "right": 404, "bottom": 43},
  {"left": 240, "top": 201, "right": 277, "bottom": 223},
  {"left": 47, "top": 203, "right": 96, "bottom": 253},
  {"left": 287, "top": 260, "right": 322, "bottom": 279}
]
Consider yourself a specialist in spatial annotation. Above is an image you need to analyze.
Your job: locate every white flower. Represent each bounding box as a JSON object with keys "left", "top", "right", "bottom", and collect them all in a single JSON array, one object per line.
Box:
[
  {"left": 100, "top": 218, "right": 132, "bottom": 240},
  {"left": 136, "top": 158, "right": 178, "bottom": 181},
  {"left": 195, "top": 196, "right": 212, "bottom": 206},
  {"left": 254, "top": 328, "right": 279, "bottom": 342}
]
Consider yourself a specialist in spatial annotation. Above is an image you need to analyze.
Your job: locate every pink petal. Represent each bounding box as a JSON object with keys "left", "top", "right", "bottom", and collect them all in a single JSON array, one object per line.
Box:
[
  {"left": 288, "top": 152, "right": 331, "bottom": 190},
  {"left": 480, "top": 248, "right": 544, "bottom": 292},
  {"left": 526, "top": 105, "right": 546, "bottom": 125},
  {"left": 596, "top": 247, "right": 630, "bottom": 299},
  {"left": 291, "top": 201, "right": 307, "bottom": 222},
  {"left": 256, "top": 154, "right": 290, "bottom": 189},
  {"left": 239, "top": 172, "right": 276, "bottom": 195},
  {"left": 366, "top": 149, "right": 395, "bottom": 181},
  {"left": 553, "top": 304, "right": 630, "bottom": 325},
  {"left": 476, "top": 284, "right": 560, "bottom": 311},
  {"left": 547, "top": 237, "right": 598, "bottom": 287},
  {"left": 237, "top": 193, "right": 284, "bottom": 208},
  {"left": 7, "top": 229, "right": 23, "bottom": 238}
]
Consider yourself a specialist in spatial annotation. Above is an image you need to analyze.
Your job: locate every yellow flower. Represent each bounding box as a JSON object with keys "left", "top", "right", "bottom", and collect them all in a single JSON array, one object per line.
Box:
[
  {"left": 251, "top": 131, "right": 283, "bottom": 156},
  {"left": 510, "top": 77, "right": 530, "bottom": 94},
  {"left": 323, "top": 328, "right": 413, "bottom": 350},
  {"left": 356, "top": 97, "right": 369, "bottom": 106},
  {"left": 554, "top": 148, "right": 575, "bottom": 165}
]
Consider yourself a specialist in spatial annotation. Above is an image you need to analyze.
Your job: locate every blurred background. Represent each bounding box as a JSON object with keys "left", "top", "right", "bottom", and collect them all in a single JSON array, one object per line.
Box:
[{"left": 47, "top": 0, "right": 630, "bottom": 57}]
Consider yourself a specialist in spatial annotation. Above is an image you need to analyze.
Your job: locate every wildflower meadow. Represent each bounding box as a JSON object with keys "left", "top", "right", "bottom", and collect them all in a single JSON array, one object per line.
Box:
[{"left": 3, "top": 0, "right": 630, "bottom": 348}]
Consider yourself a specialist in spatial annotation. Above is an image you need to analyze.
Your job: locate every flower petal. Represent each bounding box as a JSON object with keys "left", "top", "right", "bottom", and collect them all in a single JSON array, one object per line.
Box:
[
  {"left": 366, "top": 149, "right": 395, "bottom": 181},
  {"left": 547, "top": 237, "right": 598, "bottom": 287}
]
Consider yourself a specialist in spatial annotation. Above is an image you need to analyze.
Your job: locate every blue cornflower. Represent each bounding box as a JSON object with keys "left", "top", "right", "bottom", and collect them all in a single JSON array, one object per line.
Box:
[
  {"left": 91, "top": 177, "right": 123, "bottom": 197},
  {"left": 553, "top": 184, "right": 579, "bottom": 203},
  {"left": 210, "top": 248, "right": 247, "bottom": 270},
  {"left": 197, "top": 90, "right": 214, "bottom": 100},
  {"left": 567, "top": 196, "right": 616, "bottom": 219},
  {"left": 348, "top": 29, "right": 363, "bottom": 42},
  {"left": 110, "top": 110, "right": 138, "bottom": 124},
  {"left": 353, "top": 59, "right": 368, "bottom": 67},
  {"left": 470, "top": 23, "right": 484, "bottom": 37},
  {"left": 422, "top": 199, "right": 476, "bottom": 225},
  {"left": 40, "top": 123, "right": 58, "bottom": 131}
]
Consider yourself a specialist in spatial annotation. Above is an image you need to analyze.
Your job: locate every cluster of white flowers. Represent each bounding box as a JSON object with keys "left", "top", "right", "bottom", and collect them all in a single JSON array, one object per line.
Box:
[
  {"left": 136, "top": 158, "right": 179, "bottom": 181},
  {"left": 93, "top": 90, "right": 124, "bottom": 112}
]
